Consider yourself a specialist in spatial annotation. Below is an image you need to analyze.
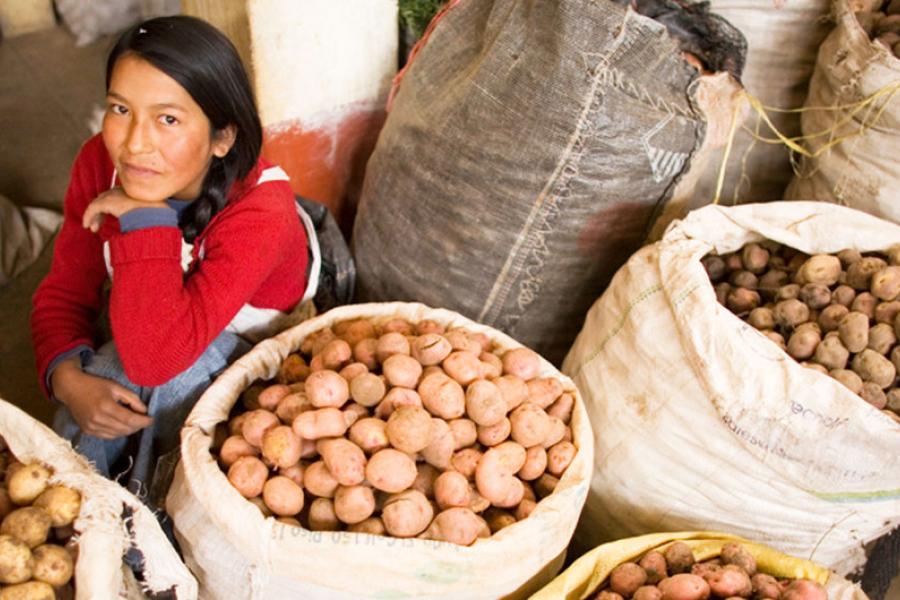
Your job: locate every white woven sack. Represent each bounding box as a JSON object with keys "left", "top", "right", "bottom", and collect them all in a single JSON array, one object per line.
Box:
[
  {"left": 785, "top": 0, "right": 900, "bottom": 224},
  {"left": 563, "top": 201, "right": 900, "bottom": 577},
  {"left": 0, "top": 399, "right": 197, "bottom": 599},
  {"left": 167, "top": 302, "right": 593, "bottom": 599}
]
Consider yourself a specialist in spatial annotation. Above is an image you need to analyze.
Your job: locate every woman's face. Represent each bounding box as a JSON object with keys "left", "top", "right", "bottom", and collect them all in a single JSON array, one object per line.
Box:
[{"left": 102, "top": 54, "right": 234, "bottom": 203}]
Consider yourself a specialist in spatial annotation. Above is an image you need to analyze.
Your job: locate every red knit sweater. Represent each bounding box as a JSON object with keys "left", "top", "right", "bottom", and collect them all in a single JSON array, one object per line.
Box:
[{"left": 32, "top": 134, "right": 308, "bottom": 391}]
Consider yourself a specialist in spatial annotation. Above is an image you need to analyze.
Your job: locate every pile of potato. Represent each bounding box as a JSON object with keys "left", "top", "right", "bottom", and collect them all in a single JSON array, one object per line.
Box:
[
  {"left": 590, "top": 541, "right": 826, "bottom": 600},
  {"left": 213, "top": 317, "right": 577, "bottom": 546},
  {"left": 0, "top": 439, "right": 80, "bottom": 600},
  {"left": 855, "top": 0, "right": 900, "bottom": 58},
  {"left": 703, "top": 242, "right": 900, "bottom": 422}
]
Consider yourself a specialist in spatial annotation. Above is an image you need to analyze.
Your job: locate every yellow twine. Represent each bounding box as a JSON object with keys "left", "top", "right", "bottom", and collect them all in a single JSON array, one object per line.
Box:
[{"left": 711, "top": 80, "right": 900, "bottom": 205}]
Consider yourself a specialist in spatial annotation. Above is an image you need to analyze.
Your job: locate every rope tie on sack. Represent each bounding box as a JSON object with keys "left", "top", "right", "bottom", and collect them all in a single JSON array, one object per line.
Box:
[{"left": 712, "top": 81, "right": 900, "bottom": 205}]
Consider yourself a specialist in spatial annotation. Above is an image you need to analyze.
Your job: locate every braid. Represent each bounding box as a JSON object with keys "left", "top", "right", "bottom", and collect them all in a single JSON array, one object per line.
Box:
[{"left": 179, "top": 156, "right": 233, "bottom": 243}]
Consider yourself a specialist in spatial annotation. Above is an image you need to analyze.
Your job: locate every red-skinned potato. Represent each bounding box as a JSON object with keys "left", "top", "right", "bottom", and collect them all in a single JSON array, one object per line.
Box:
[
  {"left": 509, "top": 403, "right": 552, "bottom": 448},
  {"left": 257, "top": 384, "right": 292, "bottom": 410},
  {"left": 316, "top": 438, "right": 367, "bottom": 486},
  {"left": 374, "top": 387, "right": 423, "bottom": 420},
  {"left": 349, "top": 373, "right": 386, "bottom": 407},
  {"left": 277, "top": 353, "right": 310, "bottom": 384},
  {"left": 279, "top": 463, "right": 305, "bottom": 487},
  {"left": 334, "top": 485, "right": 376, "bottom": 524},
  {"left": 262, "top": 476, "right": 305, "bottom": 516},
  {"left": 416, "top": 320, "right": 445, "bottom": 335},
  {"left": 609, "top": 562, "right": 648, "bottom": 597},
  {"left": 292, "top": 408, "right": 348, "bottom": 439},
  {"left": 422, "top": 507, "right": 482, "bottom": 546},
  {"left": 421, "top": 418, "right": 455, "bottom": 470},
  {"left": 348, "top": 418, "right": 390, "bottom": 454},
  {"left": 352, "top": 338, "right": 378, "bottom": 371},
  {"left": 526, "top": 378, "right": 564, "bottom": 409},
  {"left": 308, "top": 497, "right": 340, "bottom": 531},
  {"left": 227, "top": 456, "right": 269, "bottom": 498},
  {"left": 365, "top": 449, "right": 417, "bottom": 493},
  {"left": 348, "top": 516, "right": 386, "bottom": 535},
  {"left": 640, "top": 551, "right": 668, "bottom": 584},
  {"left": 320, "top": 339, "right": 352, "bottom": 370},
  {"left": 382, "top": 354, "right": 423, "bottom": 389},
  {"left": 475, "top": 442, "right": 526, "bottom": 508},
  {"left": 501, "top": 348, "right": 541, "bottom": 380},
  {"left": 375, "top": 332, "right": 411, "bottom": 364},
  {"left": 443, "top": 351, "right": 483, "bottom": 385},
  {"left": 241, "top": 410, "right": 280, "bottom": 447},
  {"left": 479, "top": 352, "right": 503, "bottom": 378},
  {"left": 381, "top": 490, "right": 433, "bottom": 537},
  {"left": 517, "top": 446, "right": 547, "bottom": 481},
  {"left": 305, "top": 370, "right": 350, "bottom": 408},
  {"left": 665, "top": 542, "right": 696, "bottom": 574},
  {"left": 261, "top": 426, "right": 303, "bottom": 469},
  {"left": 411, "top": 333, "right": 453, "bottom": 366},
  {"left": 434, "top": 471, "right": 472, "bottom": 509},
  {"left": 338, "top": 362, "right": 368, "bottom": 382},
  {"left": 303, "top": 461, "right": 340, "bottom": 498},
  {"left": 450, "top": 448, "right": 483, "bottom": 480},
  {"left": 449, "top": 418, "right": 478, "bottom": 450},
  {"left": 418, "top": 372, "right": 466, "bottom": 420},
  {"left": 465, "top": 380, "right": 507, "bottom": 427},
  {"left": 477, "top": 418, "right": 511, "bottom": 447},
  {"left": 547, "top": 393, "right": 575, "bottom": 424},
  {"left": 411, "top": 463, "right": 440, "bottom": 499},
  {"left": 275, "top": 392, "right": 312, "bottom": 423},
  {"left": 493, "top": 375, "right": 529, "bottom": 412},
  {"left": 657, "top": 573, "right": 710, "bottom": 600},
  {"left": 781, "top": 579, "right": 826, "bottom": 600},
  {"left": 386, "top": 407, "right": 433, "bottom": 454}
]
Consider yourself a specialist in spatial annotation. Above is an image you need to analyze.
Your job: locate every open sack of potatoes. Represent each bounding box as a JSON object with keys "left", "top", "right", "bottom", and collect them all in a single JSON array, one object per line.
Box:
[
  {"left": 563, "top": 202, "right": 900, "bottom": 576},
  {"left": 166, "top": 302, "right": 593, "bottom": 599},
  {"left": 530, "top": 531, "right": 868, "bottom": 600},
  {"left": 0, "top": 399, "right": 197, "bottom": 600}
]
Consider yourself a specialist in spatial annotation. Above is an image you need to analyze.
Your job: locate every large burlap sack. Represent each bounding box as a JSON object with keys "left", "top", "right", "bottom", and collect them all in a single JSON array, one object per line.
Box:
[
  {"left": 0, "top": 399, "right": 197, "bottom": 599},
  {"left": 167, "top": 302, "right": 592, "bottom": 599},
  {"left": 562, "top": 201, "right": 900, "bottom": 576},
  {"left": 685, "top": 0, "right": 832, "bottom": 207},
  {"left": 530, "top": 531, "right": 868, "bottom": 600},
  {"left": 785, "top": 0, "right": 900, "bottom": 221},
  {"left": 353, "top": 0, "right": 745, "bottom": 365}
]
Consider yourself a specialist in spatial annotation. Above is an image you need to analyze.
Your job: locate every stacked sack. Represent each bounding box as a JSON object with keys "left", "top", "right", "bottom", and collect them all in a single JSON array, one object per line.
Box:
[
  {"left": 0, "top": 399, "right": 196, "bottom": 599},
  {"left": 167, "top": 302, "right": 592, "bottom": 599},
  {"left": 563, "top": 202, "right": 900, "bottom": 576}
]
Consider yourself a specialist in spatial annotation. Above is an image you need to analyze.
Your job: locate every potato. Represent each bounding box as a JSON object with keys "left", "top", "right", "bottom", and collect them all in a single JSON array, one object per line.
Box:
[
  {"left": 726, "top": 287, "right": 760, "bottom": 314},
  {"left": 228, "top": 412, "right": 250, "bottom": 437},
  {"left": 421, "top": 418, "right": 455, "bottom": 470},
  {"left": 633, "top": 586, "right": 663, "bottom": 600},
  {"left": 812, "top": 335, "right": 849, "bottom": 370},
  {"left": 349, "top": 418, "right": 389, "bottom": 454},
  {"left": 868, "top": 323, "right": 896, "bottom": 354},
  {"left": 227, "top": 456, "right": 269, "bottom": 499},
  {"left": 837, "top": 248, "right": 863, "bottom": 267},
  {"left": 664, "top": 542, "right": 695, "bottom": 574},
  {"left": 334, "top": 485, "right": 375, "bottom": 524},
  {"left": 241, "top": 410, "right": 280, "bottom": 447},
  {"left": 0, "top": 489, "right": 13, "bottom": 522},
  {"left": 819, "top": 303, "right": 850, "bottom": 332},
  {"left": 846, "top": 256, "right": 887, "bottom": 290},
  {"left": 762, "top": 331, "right": 786, "bottom": 350},
  {"left": 434, "top": 471, "right": 472, "bottom": 509},
  {"left": 0, "top": 582, "right": 54, "bottom": 600},
  {"left": 802, "top": 361, "right": 828, "bottom": 375},
  {"left": 374, "top": 332, "right": 411, "bottom": 364},
  {"left": 292, "top": 408, "right": 349, "bottom": 440},
  {"left": 410, "top": 333, "right": 452, "bottom": 366},
  {"left": 852, "top": 348, "right": 896, "bottom": 388},
  {"left": 706, "top": 565, "right": 751, "bottom": 598},
  {"left": 320, "top": 339, "right": 352, "bottom": 370},
  {"left": 720, "top": 542, "right": 756, "bottom": 575},
  {"left": 301, "top": 327, "right": 335, "bottom": 355},
  {"left": 275, "top": 392, "right": 312, "bottom": 423},
  {"left": 534, "top": 473, "right": 559, "bottom": 498},
  {"left": 541, "top": 416, "right": 567, "bottom": 449},
  {"left": 477, "top": 418, "right": 511, "bottom": 447},
  {"left": 594, "top": 592, "right": 624, "bottom": 600},
  {"left": 657, "top": 573, "right": 710, "bottom": 600},
  {"left": 339, "top": 362, "right": 368, "bottom": 382},
  {"left": 475, "top": 442, "right": 526, "bottom": 508},
  {"left": 501, "top": 348, "right": 542, "bottom": 381},
  {"left": 839, "top": 312, "right": 870, "bottom": 353},
  {"left": 449, "top": 419, "right": 478, "bottom": 450},
  {"left": 349, "top": 373, "right": 386, "bottom": 408},
  {"left": 303, "top": 461, "right": 340, "bottom": 498},
  {"left": 871, "top": 266, "right": 900, "bottom": 301},
  {"left": 852, "top": 292, "right": 877, "bottom": 319},
  {"left": 830, "top": 369, "right": 864, "bottom": 394},
  {"left": 31, "top": 487, "right": 80, "bottom": 528},
  {"left": 418, "top": 373, "right": 466, "bottom": 420},
  {"left": 0, "top": 534, "right": 32, "bottom": 584},
  {"left": 702, "top": 255, "right": 727, "bottom": 282},
  {"left": 351, "top": 338, "right": 378, "bottom": 370},
  {"left": 608, "top": 562, "right": 648, "bottom": 597},
  {"left": 747, "top": 307, "right": 775, "bottom": 330},
  {"left": 415, "top": 319, "right": 445, "bottom": 335},
  {"left": 729, "top": 270, "right": 758, "bottom": 290},
  {"left": 875, "top": 300, "right": 900, "bottom": 324},
  {"left": 749, "top": 573, "right": 781, "bottom": 599},
  {"left": 411, "top": 463, "right": 440, "bottom": 499},
  {"left": 887, "top": 387, "right": 900, "bottom": 411},
  {"left": 774, "top": 299, "right": 810, "bottom": 330},
  {"left": 459, "top": 381, "right": 503, "bottom": 428},
  {"left": 741, "top": 243, "right": 770, "bottom": 274},
  {"left": 365, "top": 449, "right": 417, "bottom": 493},
  {"left": 374, "top": 387, "right": 423, "bottom": 420},
  {"left": 860, "top": 382, "right": 887, "bottom": 409},
  {"left": 279, "top": 463, "right": 305, "bottom": 487},
  {"left": 381, "top": 490, "right": 433, "bottom": 537},
  {"left": 316, "top": 438, "right": 366, "bottom": 486},
  {"left": 261, "top": 476, "right": 304, "bottom": 517},
  {"left": 348, "top": 516, "right": 386, "bottom": 535},
  {"left": 640, "top": 550, "right": 668, "bottom": 584},
  {"left": 758, "top": 270, "right": 789, "bottom": 298},
  {"left": 308, "top": 498, "right": 340, "bottom": 531},
  {"left": 450, "top": 448, "right": 483, "bottom": 480},
  {"left": 546, "top": 441, "right": 577, "bottom": 477},
  {"left": 493, "top": 375, "right": 530, "bottom": 412},
  {"left": 381, "top": 318, "right": 415, "bottom": 335},
  {"left": 798, "top": 283, "right": 831, "bottom": 310},
  {"left": 257, "top": 384, "right": 292, "bottom": 411},
  {"left": 423, "top": 507, "right": 482, "bottom": 546},
  {"left": 715, "top": 283, "right": 732, "bottom": 306},
  {"left": 787, "top": 328, "right": 821, "bottom": 361},
  {"left": 382, "top": 354, "right": 423, "bottom": 389},
  {"left": 781, "top": 579, "right": 827, "bottom": 600},
  {"left": 7, "top": 465, "right": 51, "bottom": 506},
  {"left": 382, "top": 406, "right": 431, "bottom": 454},
  {"left": 443, "top": 351, "right": 483, "bottom": 386},
  {"left": 479, "top": 352, "right": 503, "bottom": 378},
  {"left": 277, "top": 353, "right": 310, "bottom": 384},
  {"left": 547, "top": 392, "right": 575, "bottom": 424},
  {"left": 261, "top": 426, "right": 303, "bottom": 469},
  {"left": 305, "top": 370, "right": 350, "bottom": 409},
  {"left": 797, "top": 254, "right": 841, "bottom": 286}
]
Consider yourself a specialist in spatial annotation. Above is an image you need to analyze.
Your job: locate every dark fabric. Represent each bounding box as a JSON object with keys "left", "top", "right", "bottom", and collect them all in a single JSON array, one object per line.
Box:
[
  {"left": 860, "top": 527, "right": 900, "bottom": 600},
  {"left": 353, "top": 0, "right": 744, "bottom": 364},
  {"left": 295, "top": 195, "right": 356, "bottom": 312}
]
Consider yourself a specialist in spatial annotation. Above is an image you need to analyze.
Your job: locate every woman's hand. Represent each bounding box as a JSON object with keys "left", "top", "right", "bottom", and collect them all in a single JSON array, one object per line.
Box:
[
  {"left": 82, "top": 187, "right": 168, "bottom": 233},
  {"left": 51, "top": 357, "right": 153, "bottom": 439}
]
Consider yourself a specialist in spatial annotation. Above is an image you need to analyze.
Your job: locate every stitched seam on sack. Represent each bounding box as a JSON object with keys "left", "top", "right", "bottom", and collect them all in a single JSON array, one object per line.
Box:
[
  {"left": 569, "top": 283, "right": 662, "bottom": 379},
  {"left": 598, "top": 66, "right": 692, "bottom": 119},
  {"left": 476, "top": 52, "right": 616, "bottom": 328}
]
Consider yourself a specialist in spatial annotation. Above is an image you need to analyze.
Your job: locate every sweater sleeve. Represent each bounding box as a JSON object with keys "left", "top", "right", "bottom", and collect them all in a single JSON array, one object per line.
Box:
[
  {"left": 107, "top": 181, "right": 298, "bottom": 386},
  {"left": 31, "top": 138, "right": 111, "bottom": 397}
]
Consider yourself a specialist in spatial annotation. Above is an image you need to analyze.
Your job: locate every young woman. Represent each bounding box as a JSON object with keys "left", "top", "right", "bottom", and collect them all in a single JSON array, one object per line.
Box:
[{"left": 30, "top": 16, "right": 310, "bottom": 512}]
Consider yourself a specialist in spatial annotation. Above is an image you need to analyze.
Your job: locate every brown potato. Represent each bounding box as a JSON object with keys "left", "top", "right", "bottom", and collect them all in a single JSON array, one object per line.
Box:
[
  {"left": 31, "top": 487, "right": 80, "bottom": 528},
  {"left": 448, "top": 419, "right": 478, "bottom": 450},
  {"left": 633, "top": 586, "right": 663, "bottom": 600},
  {"left": 334, "top": 485, "right": 376, "bottom": 525},
  {"left": 640, "top": 550, "right": 668, "bottom": 585},
  {"left": 421, "top": 418, "right": 455, "bottom": 470},
  {"left": 308, "top": 498, "right": 340, "bottom": 532},
  {"left": 241, "top": 410, "right": 280, "bottom": 448},
  {"left": 747, "top": 307, "right": 775, "bottom": 330},
  {"left": 741, "top": 243, "right": 770, "bottom": 274},
  {"left": 365, "top": 449, "right": 417, "bottom": 493},
  {"left": 261, "top": 426, "right": 303, "bottom": 469},
  {"left": 301, "top": 327, "right": 336, "bottom": 356},
  {"left": 762, "top": 331, "right": 786, "bottom": 350},
  {"left": 787, "top": 328, "right": 821, "bottom": 361},
  {"left": 860, "top": 382, "right": 887, "bottom": 409},
  {"left": 7, "top": 465, "right": 51, "bottom": 507},
  {"left": 758, "top": 270, "right": 789, "bottom": 298},
  {"left": 774, "top": 299, "right": 810, "bottom": 330},
  {"left": 797, "top": 254, "right": 841, "bottom": 286},
  {"left": 726, "top": 287, "right": 760, "bottom": 315},
  {"left": 349, "top": 373, "right": 386, "bottom": 408},
  {"left": 381, "top": 490, "right": 433, "bottom": 537},
  {"left": 819, "top": 303, "right": 850, "bottom": 332},
  {"left": 871, "top": 266, "right": 900, "bottom": 301},
  {"left": 275, "top": 392, "right": 312, "bottom": 423},
  {"left": 751, "top": 573, "right": 781, "bottom": 600},
  {"left": 702, "top": 255, "right": 727, "bottom": 282},
  {"left": 262, "top": 476, "right": 305, "bottom": 517},
  {"left": 348, "top": 418, "right": 389, "bottom": 454},
  {"left": 875, "top": 300, "right": 900, "bottom": 324},
  {"left": 813, "top": 335, "right": 849, "bottom": 370},
  {"left": 609, "top": 562, "right": 648, "bottom": 597},
  {"left": 830, "top": 369, "right": 864, "bottom": 394},
  {"left": 434, "top": 471, "right": 472, "bottom": 510},
  {"left": 846, "top": 256, "right": 887, "bottom": 290},
  {"left": 729, "top": 270, "right": 758, "bottom": 290},
  {"left": 277, "top": 353, "right": 310, "bottom": 384},
  {"left": 0, "top": 534, "right": 32, "bottom": 584},
  {"left": 868, "top": 323, "right": 896, "bottom": 355},
  {"left": 799, "top": 284, "right": 831, "bottom": 310},
  {"left": 352, "top": 338, "right": 378, "bottom": 370},
  {"left": 839, "top": 311, "right": 870, "bottom": 353},
  {"left": 347, "top": 516, "right": 386, "bottom": 535},
  {"left": 418, "top": 372, "right": 466, "bottom": 420},
  {"left": 0, "top": 581, "right": 54, "bottom": 600},
  {"left": 303, "top": 461, "right": 340, "bottom": 498},
  {"left": 534, "top": 473, "right": 559, "bottom": 498},
  {"left": 305, "top": 370, "right": 350, "bottom": 408},
  {"left": 720, "top": 542, "right": 756, "bottom": 575},
  {"left": 776, "top": 283, "right": 801, "bottom": 302},
  {"left": 715, "top": 282, "right": 732, "bottom": 306},
  {"left": 852, "top": 348, "right": 896, "bottom": 388},
  {"left": 832, "top": 285, "right": 856, "bottom": 307},
  {"left": 664, "top": 542, "right": 696, "bottom": 574},
  {"left": 852, "top": 292, "right": 878, "bottom": 319},
  {"left": 227, "top": 456, "right": 269, "bottom": 498}
]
